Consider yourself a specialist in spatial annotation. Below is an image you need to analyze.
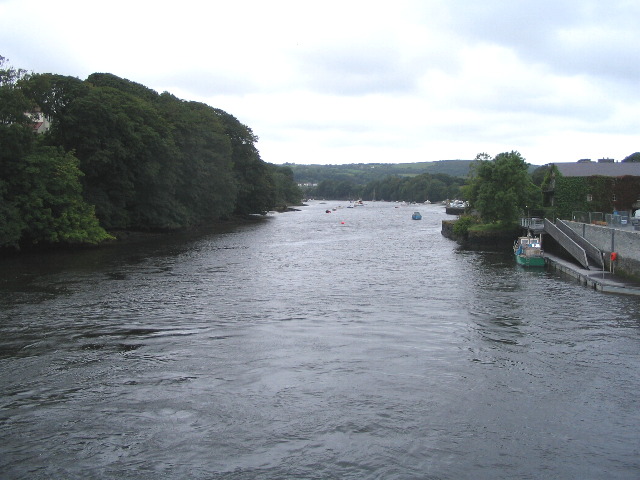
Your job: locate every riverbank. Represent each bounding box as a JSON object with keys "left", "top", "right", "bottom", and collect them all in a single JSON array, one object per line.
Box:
[
  {"left": 441, "top": 219, "right": 519, "bottom": 249},
  {"left": 442, "top": 217, "right": 640, "bottom": 292},
  {"left": 0, "top": 213, "right": 279, "bottom": 257},
  {"left": 108, "top": 214, "right": 271, "bottom": 244}
]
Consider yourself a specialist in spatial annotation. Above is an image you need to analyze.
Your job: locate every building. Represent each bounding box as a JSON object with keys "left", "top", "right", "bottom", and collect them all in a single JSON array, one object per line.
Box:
[
  {"left": 543, "top": 160, "right": 640, "bottom": 218},
  {"left": 553, "top": 159, "right": 640, "bottom": 178},
  {"left": 26, "top": 108, "right": 51, "bottom": 134}
]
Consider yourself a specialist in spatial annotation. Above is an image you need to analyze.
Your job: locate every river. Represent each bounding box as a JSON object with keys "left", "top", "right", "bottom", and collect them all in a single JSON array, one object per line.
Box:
[{"left": 1, "top": 201, "right": 639, "bottom": 479}]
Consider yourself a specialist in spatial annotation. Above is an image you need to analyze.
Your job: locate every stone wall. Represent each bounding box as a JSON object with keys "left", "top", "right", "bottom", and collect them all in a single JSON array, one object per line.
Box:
[
  {"left": 441, "top": 220, "right": 457, "bottom": 240},
  {"left": 564, "top": 221, "right": 640, "bottom": 279}
]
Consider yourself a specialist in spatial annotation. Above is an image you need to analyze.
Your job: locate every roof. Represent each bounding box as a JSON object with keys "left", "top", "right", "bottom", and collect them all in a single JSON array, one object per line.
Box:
[{"left": 552, "top": 162, "right": 640, "bottom": 177}]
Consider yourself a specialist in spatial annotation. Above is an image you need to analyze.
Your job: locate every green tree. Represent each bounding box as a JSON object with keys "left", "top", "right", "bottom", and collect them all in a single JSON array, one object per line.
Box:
[
  {"left": 531, "top": 165, "right": 551, "bottom": 186},
  {"left": 315, "top": 179, "right": 359, "bottom": 200},
  {"left": 213, "top": 109, "right": 276, "bottom": 214},
  {"left": 269, "top": 165, "right": 303, "bottom": 208},
  {"left": 155, "top": 94, "right": 237, "bottom": 223},
  {"left": 48, "top": 83, "right": 181, "bottom": 229},
  {"left": 1, "top": 142, "right": 112, "bottom": 248},
  {"left": 429, "top": 178, "right": 448, "bottom": 201},
  {"left": 0, "top": 58, "right": 42, "bottom": 247},
  {"left": 622, "top": 152, "right": 640, "bottom": 163},
  {"left": 0, "top": 56, "right": 29, "bottom": 87},
  {"left": 465, "top": 151, "right": 540, "bottom": 224},
  {"left": 13, "top": 147, "right": 113, "bottom": 246},
  {"left": 0, "top": 56, "right": 33, "bottom": 127},
  {"left": 21, "top": 73, "right": 90, "bottom": 120},
  {"left": 6, "top": 66, "right": 302, "bottom": 243}
]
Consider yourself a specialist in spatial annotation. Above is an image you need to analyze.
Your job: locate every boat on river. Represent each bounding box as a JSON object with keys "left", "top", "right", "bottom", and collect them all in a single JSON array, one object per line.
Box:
[
  {"left": 514, "top": 235, "right": 545, "bottom": 267},
  {"left": 412, "top": 211, "right": 422, "bottom": 220}
]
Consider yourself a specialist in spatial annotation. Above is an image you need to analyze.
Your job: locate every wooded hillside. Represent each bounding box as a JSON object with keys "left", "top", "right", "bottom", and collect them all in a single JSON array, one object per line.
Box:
[
  {"left": 0, "top": 58, "right": 302, "bottom": 251},
  {"left": 289, "top": 160, "right": 474, "bottom": 185}
]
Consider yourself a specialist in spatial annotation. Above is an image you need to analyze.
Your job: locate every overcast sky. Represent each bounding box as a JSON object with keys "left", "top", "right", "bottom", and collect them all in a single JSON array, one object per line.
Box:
[{"left": 1, "top": 0, "right": 638, "bottom": 166}]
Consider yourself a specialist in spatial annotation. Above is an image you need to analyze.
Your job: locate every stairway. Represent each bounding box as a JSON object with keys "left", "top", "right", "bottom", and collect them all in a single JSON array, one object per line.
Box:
[
  {"left": 543, "top": 219, "right": 591, "bottom": 269},
  {"left": 555, "top": 220, "right": 604, "bottom": 269}
]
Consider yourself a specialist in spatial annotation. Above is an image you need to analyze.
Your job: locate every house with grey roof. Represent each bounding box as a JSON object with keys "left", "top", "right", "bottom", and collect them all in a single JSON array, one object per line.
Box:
[
  {"left": 553, "top": 160, "right": 640, "bottom": 178},
  {"left": 543, "top": 159, "right": 640, "bottom": 219}
]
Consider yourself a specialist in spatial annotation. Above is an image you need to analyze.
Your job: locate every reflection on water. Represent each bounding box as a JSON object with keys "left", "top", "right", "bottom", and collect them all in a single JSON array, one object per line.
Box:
[{"left": 1, "top": 202, "right": 639, "bottom": 479}]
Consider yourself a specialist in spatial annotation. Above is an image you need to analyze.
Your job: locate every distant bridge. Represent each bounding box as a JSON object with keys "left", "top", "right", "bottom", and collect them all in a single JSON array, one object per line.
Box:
[{"left": 521, "top": 218, "right": 604, "bottom": 270}]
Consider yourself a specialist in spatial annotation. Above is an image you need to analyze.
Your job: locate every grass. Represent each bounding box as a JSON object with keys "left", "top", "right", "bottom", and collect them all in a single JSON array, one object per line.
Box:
[{"left": 468, "top": 221, "right": 519, "bottom": 233}]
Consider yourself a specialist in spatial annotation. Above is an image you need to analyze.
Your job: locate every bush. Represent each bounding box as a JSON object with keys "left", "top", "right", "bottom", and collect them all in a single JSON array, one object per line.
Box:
[{"left": 453, "top": 215, "right": 475, "bottom": 237}]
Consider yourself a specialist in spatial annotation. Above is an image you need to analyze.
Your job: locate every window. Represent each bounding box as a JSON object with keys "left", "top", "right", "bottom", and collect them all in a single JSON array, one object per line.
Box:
[
  {"left": 586, "top": 194, "right": 593, "bottom": 202},
  {"left": 612, "top": 194, "right": 617, "bottom": 202}
]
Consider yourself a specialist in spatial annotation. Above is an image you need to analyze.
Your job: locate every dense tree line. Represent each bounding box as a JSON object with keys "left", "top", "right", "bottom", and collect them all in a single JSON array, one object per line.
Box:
[
  {"left": 0, "top": 58, "right": 301, "bottom": 250},
  {"left": 362, "top": 173, "right": 463, "bottom": 202},
  {"left": 290, "top": 160, "right": 474, "bottom": 186},
  {"left": 622, "top": 152, "right": 640, "bottom": 163},
  {"left": 310, "top": 172, "right": 463, "bottom": 202}
]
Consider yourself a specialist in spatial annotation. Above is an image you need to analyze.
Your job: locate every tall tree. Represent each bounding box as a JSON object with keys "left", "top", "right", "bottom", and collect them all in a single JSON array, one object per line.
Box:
[
  {"left": 465, "top": 151, "right": 540, "bottom": 224},
  {"left": 0, "top": 56, "right": 33, "bottom": 126},
  {"left": 7, "top": 147, "right": 112, "bottom": 247},
  {"left": 49, "top": 83, "right": 180, "bottom": 229},
  {"left": 214, "top": 109, "right": 274, "bottom": 214},
  {"left": 155, "top": 94, "right": 237, "bottom": 223},
  {"left": 0, "top": 59, "right": 111, "bottom": 248},
  {"left": 0, "top": 57, "right": 37, "bottom": 247},
  {"left": 268, "top": 165, "right": 302, "bottom": 208}
]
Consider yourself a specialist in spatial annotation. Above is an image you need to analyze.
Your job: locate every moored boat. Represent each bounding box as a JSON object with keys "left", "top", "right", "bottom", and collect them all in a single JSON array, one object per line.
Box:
[{"left": 514, "top": 235, "right": 545, "bottom": 267}]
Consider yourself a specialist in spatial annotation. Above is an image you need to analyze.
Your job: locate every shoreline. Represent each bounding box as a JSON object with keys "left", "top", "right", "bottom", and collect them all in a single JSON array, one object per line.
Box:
[
  {"left": 440, "top": 219, "right": 518, "bottom": 249},
  {"left": 0, "top": 213, "right": 280, "bottom": 257}
]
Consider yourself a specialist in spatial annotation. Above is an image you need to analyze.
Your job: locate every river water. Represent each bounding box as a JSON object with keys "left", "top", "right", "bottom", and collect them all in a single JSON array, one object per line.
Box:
[{"left": 1, "top": 201, "right": 639, "bottom": 479}]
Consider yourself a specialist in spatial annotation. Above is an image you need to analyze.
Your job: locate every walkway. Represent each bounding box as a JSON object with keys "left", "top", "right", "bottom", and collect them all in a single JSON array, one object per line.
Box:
[{"left": 545, "top": 253, "right": 640, "bottom": 296}]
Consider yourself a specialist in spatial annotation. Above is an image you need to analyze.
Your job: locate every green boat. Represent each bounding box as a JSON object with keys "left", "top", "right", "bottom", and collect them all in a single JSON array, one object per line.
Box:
[{"left": 514, "top": 235, "right": 545, "bottom": 267}]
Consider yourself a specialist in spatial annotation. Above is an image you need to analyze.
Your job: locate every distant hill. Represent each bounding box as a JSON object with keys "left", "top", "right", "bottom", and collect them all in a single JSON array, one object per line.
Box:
[{"left": 287, "top": 160, "right": 475, "bottom": 185}]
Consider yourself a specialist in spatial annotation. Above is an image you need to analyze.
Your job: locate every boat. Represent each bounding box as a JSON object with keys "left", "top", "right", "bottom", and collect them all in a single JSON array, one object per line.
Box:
[
  {"left": 412, "top": 211, "right": 422, "bottom": 220},
  {"left": 514, "top": 235, "right": 545, "bottom": 267}
]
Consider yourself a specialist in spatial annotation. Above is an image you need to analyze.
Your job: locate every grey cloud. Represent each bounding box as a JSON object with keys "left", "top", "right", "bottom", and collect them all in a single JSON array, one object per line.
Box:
[{"left": 432, "top": 1, "right": 640, "bottom": 83}]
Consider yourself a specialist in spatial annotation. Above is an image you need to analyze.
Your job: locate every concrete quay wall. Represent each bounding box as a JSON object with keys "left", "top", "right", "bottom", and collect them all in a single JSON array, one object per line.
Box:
[
  {"left": 563, "top": 221, "right": 640, "bottom": 279},
  {"left": 545, "top": 253, "right": 640, "bottom": 296}
]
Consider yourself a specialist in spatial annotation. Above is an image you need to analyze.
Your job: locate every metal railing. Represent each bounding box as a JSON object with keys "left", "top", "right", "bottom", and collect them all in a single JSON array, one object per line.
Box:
[
  {"left": 572, "top": 211, "right": 640, "bottom": 230},
  {"left": 520, "top": 217, "right": 545, "bottom": 230},
  {"left": 572, "top": 211, "right": 604, "bottom": 224},
  {"left": 605, "top": 213, "right": 630, "bottom": 226}
]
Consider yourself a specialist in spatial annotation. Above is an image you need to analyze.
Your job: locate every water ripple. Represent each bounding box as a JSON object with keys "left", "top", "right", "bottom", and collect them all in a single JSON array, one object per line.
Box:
[{"left": 1, "top": 202, "right": 639, "bottom": 479}]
